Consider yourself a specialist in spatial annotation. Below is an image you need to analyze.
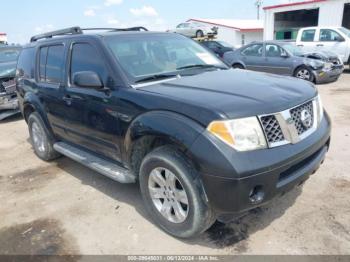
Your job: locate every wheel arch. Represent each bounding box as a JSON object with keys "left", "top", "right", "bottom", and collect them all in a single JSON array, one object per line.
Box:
[{"left": 123, "top": 111, "right": 205, "bottom": 175}]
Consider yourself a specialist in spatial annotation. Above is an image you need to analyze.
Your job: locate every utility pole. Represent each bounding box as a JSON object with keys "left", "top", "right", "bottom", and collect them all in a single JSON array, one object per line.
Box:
[{"left": 255, "top": 0, "right": 263, "bottom": 20}]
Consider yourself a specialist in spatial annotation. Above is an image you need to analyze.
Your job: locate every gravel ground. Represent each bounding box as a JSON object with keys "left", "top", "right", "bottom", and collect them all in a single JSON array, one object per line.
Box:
[{"left": 0, "top": 71, "right": 350, "bottom": 255}]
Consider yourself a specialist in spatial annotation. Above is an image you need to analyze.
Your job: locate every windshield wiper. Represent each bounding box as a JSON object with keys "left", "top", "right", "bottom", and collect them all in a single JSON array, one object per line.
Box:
[
  {"left": 135, "top": 74, "right": 179, "bottom": 84},
  {"left": 176, "top": 64, "right": 225, "bottom": 70}
]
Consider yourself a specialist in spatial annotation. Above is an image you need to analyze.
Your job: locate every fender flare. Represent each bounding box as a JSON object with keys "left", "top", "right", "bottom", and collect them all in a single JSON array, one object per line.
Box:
[
  {"left": 123, "top": 110, "right": 205, "bottom": 166},
  {"left": 23, "top": 92, "right": 54, "bottom": 136}
]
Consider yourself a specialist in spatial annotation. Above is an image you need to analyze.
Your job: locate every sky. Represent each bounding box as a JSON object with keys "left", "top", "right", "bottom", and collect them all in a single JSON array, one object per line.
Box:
[{"left": 1, "top": 0, "right": 291, "bottom": 44}]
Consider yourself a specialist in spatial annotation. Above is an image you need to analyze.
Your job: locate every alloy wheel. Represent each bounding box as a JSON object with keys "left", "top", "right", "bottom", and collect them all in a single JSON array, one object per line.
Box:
[
  {"left": 296, "top": 69, "right": 311, "bottom": 80},
  {"left": 31, "top": 122, "right": 46, "bottom": 153},
  {"left": 148, "top": 167, "right": 189, "bottom": 223}
]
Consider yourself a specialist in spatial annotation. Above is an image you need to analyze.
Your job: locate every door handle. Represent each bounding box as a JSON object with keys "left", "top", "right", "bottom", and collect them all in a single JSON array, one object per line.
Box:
[
  {"left": 63, "top": 95, "right": 73, "bottom": 106},
  {"left": 297, "top": 44, "right": 304, "bottom": 47},
  {"left": 317, "top": 44, "right": 324, "bottom": 47}
]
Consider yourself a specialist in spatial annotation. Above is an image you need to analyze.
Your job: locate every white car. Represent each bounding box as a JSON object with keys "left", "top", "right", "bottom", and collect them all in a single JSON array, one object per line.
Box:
[
  {"left": 296, "top": 26, "right": 350, "bottom": 68},
  {"left": 170, "top": 22, "right": 218, "bottom": 38}
]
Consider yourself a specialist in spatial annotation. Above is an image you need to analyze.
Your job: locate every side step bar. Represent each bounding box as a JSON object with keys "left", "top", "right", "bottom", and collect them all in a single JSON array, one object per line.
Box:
[{"left": 53, "top": 142, "right": 136, "bottom": 184}]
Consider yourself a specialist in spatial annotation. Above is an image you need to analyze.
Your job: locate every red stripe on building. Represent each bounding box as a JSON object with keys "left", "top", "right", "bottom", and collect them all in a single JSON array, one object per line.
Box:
[{"left": 263, "top": 0, "right": 327, "bottom": 10}]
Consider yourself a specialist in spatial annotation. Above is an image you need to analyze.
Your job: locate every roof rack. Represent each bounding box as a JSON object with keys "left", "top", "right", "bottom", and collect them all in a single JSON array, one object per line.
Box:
[{"left": 30, "top": 26, "right": 148, "bottom": 42}]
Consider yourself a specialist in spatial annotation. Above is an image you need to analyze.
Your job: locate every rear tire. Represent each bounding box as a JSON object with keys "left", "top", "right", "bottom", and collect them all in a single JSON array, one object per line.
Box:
[
  {"left": 28, "top": 112, "right": 60, "bottom": 161},
  {"left": 139, "top": 146, "right": 215, "bottom": 238},
  {"left": 294, "top": 66, "right": 314, "bottom": 82}
]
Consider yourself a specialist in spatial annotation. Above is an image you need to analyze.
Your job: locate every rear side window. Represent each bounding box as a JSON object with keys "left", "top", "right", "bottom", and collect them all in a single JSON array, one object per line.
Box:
[
  {"left": 301, "top": 30, "right": 316, "bottom": 42},
  {"left": 45, "top": 45, "right": 65, "bottom": 83},
  {"left": 241, "top": 44, "right": 263, "bottom": 57},
  {"left": 17, "top": 48, "right": 35, "bottom": 78},
  {"left": 39, "top": 47, "right": 48, "bottom": 82},
  {"left": 70, "top": 43, "right": 107, "bottom": 85}
]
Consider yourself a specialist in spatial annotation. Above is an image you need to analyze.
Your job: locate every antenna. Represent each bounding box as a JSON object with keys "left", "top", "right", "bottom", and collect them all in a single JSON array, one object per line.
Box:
[{"left": 255, "top": 0, "right": 263, "bottom": 20}]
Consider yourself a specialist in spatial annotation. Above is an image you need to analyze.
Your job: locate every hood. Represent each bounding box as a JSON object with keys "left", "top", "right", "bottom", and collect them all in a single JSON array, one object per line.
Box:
[
  {"left": 0, "top": 61, "right": 17, "bottom": 78},
  {"left": 299, "top": 51, "right": 339, "bottom": 62},
  {"left": 139, "top": 69, "right": 317, "bottom": 119}
]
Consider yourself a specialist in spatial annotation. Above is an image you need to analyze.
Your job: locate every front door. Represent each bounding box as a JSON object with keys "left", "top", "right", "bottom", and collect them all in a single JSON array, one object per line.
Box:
[
  {"left": 317, "top": 29, "right": 348, "bottom": 62},
  {"left": 262, "top": 44, "right": 293, "bottom": 75},
  {"left": 62, "top": 41, "right": 122, "bottom": 162}
]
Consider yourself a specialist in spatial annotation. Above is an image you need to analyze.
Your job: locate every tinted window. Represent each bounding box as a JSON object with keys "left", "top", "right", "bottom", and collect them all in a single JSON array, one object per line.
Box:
[
  {"left": 265, "top": 44, "right": 282, "bottom": 57},
  {"left": 16, "top": 48, "right": 35, "bottom": 78},
  {"left": 241, "top": 44, "right": 263, "bottom": 57},
  {"left": 70, "top": 43, "right": 107, "bottom": 85},
  {"left": 301, "top": 29, "right": 316, "bottom": 42},
  {"left": 39, "top": 47, "right": 48, "bottom": 82},
  {"left": 45, "top": 45, "right": 65, "bottom": 83},
  {"left": 319, "top": 29, "right": 343, "bottom": 41}
]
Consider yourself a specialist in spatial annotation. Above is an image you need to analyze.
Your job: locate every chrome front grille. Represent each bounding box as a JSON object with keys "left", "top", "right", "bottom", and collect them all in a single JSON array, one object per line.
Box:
[
  {"left": 290, "top": 101, "right": 314, "bottom": 135},
  {"left": 259, "top": 98, "right": 319, "bottom": 148},
  {"left": 260, "top": 115, "right": 285, "bottom": 143}
]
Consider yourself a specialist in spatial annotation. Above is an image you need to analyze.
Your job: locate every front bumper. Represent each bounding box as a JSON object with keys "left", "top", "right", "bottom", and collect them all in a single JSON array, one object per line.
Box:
[
  {"left": 313, "top": 65, "right": 344, "bottom": 84},
  {"left": 189, "top": 112, "right": 331, "bottom": 214},
  {"left": 0, "top": 93, "right": 20, "bottom": 120}
]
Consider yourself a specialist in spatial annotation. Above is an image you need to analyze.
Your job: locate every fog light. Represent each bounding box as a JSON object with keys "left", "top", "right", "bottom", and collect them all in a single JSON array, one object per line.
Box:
[{"left": 249, "top": 186, "right": 265, "bottom": 204}]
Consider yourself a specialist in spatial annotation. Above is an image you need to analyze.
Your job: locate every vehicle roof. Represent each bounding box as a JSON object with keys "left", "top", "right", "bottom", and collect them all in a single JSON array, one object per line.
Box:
[
  {"left": 23, "top": 31, "right": 175, "bottom": 48},
  {"left": 299, "top": 26, "right": 342, "bottom": 30}
]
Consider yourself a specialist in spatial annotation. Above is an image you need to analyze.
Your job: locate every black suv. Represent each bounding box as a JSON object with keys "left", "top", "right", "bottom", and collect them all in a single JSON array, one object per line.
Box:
[{"left": 16, "top": 27, "right": 331, "bottom": 238}]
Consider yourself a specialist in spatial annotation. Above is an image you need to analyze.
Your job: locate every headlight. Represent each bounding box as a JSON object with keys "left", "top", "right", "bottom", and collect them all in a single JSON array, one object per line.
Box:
[
  {"left": 207, "top": 117, "right": 267, "bottom": 151},
  {"left": 316, "top": 94, "right": 324, "bottom": 125},
  {"left": 323, "top": 62, "right": 333, "bottom": 71},
  {"left": 308, "top": 60, "right": 324, "bottom": 70}
]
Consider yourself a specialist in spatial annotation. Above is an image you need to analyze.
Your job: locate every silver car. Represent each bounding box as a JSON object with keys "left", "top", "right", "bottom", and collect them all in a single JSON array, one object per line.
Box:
[
  {"left": 170, "top": 22, "right": 218, "bottom": 38},
  {"left": 223, "top": 41, "right": 344, "bottom": 84}
]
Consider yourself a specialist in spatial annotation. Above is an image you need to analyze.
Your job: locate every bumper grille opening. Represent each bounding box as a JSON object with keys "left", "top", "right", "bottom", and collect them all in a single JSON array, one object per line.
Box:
[{"left": 278, "top": 147, "right": 323, "bottom": 183}]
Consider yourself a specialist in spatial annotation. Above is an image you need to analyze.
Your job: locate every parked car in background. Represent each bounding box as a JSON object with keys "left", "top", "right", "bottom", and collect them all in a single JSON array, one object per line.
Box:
[
  {"left": 169, "top": 22, "right": 218, "bottom": 38},
  {"left": 200, "top": 40, "right": 235, "bottom": 58},
  {"left": 17, "top": 27, "right": 330, "bottom": 239},
  {"left": 296, "top": 27, "right": 350, "bottom": 69},
  {"left": 0, "top": 45, "right": 21, "bottom": 120},
  {"left": 224, "top": 41, "right": 344, "bottom": 83}
]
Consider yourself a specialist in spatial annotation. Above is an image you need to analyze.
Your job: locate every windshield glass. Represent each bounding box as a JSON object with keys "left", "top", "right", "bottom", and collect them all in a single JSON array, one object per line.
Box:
[
  {"left": 218, "top": 41, "right": 233, "bottom": 48},
  {"left": 105, "top": 34, "right": 226, "bottom": 82},
  {"left": 0, "top": 48, "right": 20, "bottom": 63},
  {"left": 280, "top": 43, "right": 304, "bottom": 56},
  {"left": 339, "top": 27, "right": 350, "bottom": 37}
]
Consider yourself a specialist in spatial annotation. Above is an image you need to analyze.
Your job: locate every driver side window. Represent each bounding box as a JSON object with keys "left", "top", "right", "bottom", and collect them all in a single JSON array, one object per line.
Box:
[
  {"left": 319, "top": 29, "right": 343, "bottom": 42},
  {"left": 70, "top": 43, "right": 108, "bottom": 86},
  {"left": 265, "top": 44, "right": 282, "bottom": 57}
]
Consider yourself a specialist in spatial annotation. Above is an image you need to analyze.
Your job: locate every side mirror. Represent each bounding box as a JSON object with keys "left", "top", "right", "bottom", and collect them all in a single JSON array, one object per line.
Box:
[
  {"left": 73, "top": 71, "right": 103, "bottom": 89},
  {"left": 281, "top": 52, "right": 289, "bottom": 58}
]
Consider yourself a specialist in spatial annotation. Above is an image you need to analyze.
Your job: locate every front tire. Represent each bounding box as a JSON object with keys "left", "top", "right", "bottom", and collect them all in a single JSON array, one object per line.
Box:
[
  {"left": 294, "top": 66, "right": 314, "bottom": 82},
  {"left": 232, "top": 63, "right": 244, "bottom": 69},
  {"left": 28, "top": 112, "right": 60, "bottom": 161},
  {"left": 139, "top": 146, "right": 215, "bottom": 238}
]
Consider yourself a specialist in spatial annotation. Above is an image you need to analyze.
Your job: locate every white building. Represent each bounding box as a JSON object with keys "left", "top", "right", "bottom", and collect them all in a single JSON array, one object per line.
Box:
[
  {"left": 187, "top": 18, "right": 264, "bottom": 48},
  {"left": 264, "top": 0, "right": 350, "bottom": 40},
  {"left": 0, "top": 33, "right": 7, "bottom": 44}
]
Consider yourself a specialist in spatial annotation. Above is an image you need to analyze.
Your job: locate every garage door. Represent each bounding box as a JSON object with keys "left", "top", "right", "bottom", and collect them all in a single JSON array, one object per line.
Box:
[{"left": 274, "top": 9, "right": 319, "bottom": 40}]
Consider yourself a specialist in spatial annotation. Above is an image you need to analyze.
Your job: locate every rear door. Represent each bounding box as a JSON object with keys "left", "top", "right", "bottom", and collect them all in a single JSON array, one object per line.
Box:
[
  {"left": 317, "top": 29, "right": 348, "bottom": 62},
  {"left": 240, "top": 43, "right": 265, "bottom": 71},
  {"left": 36, "top": 43, "right": 69, "bottom": 140},
  {"left": 297, "top": 29, "right": 317, "bottom": 53},
  {"left": 62, "top": 41, "right": 122, "bottom": 162}
]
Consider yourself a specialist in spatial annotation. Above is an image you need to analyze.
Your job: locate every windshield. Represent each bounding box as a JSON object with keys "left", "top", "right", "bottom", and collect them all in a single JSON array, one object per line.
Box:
[
  {"left": 0, "top": 48, "right": 20, "bottom": 63},
  {"left": 339, "top": 27, "right": 350, "bottom": 37},
  {"left": 280, "top": 43, "right": 304, "bottom": 56},
  {"left": 218, "top": 41, "right": 233, "bottom": 48},
  {"left": 105, "top": 34, "right": 226, "bottom": 82}
]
